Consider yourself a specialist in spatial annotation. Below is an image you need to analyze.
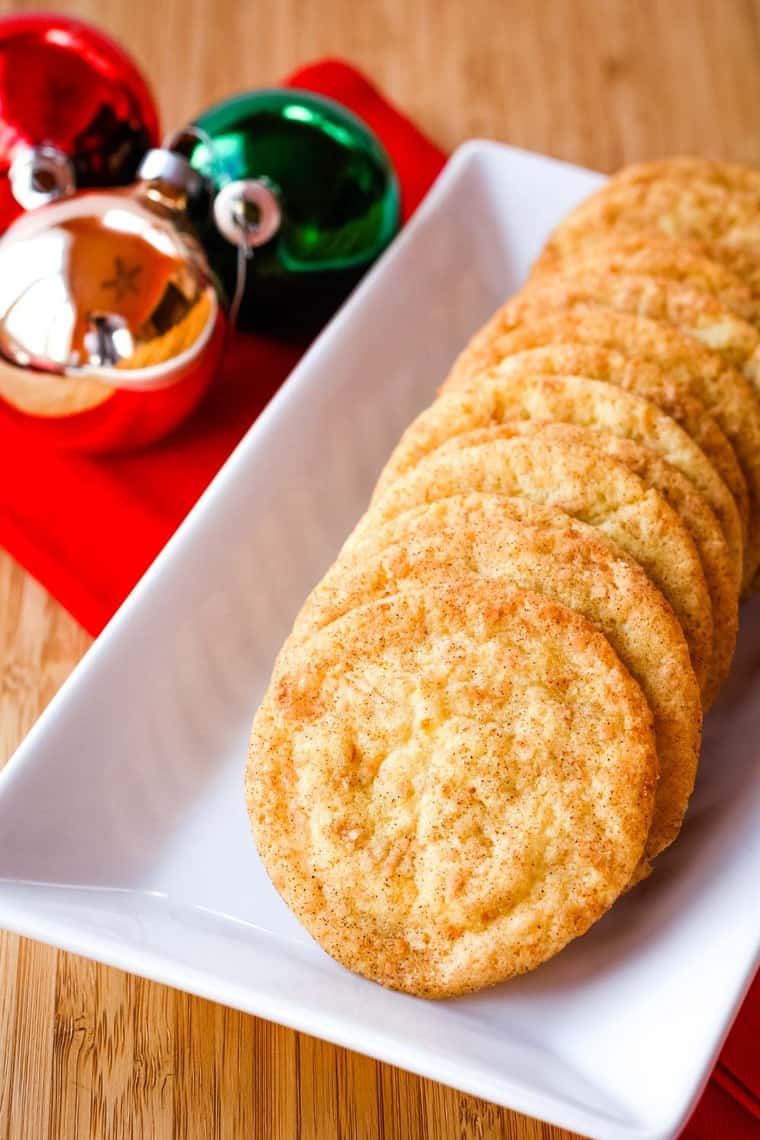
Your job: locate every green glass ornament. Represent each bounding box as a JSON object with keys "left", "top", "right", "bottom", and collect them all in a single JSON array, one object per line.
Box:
[{"left": 183, "top": 88, "right": 400, "bottom": 335}]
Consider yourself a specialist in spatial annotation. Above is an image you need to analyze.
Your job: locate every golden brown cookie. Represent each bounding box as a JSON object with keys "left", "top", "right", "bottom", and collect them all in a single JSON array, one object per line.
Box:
[
  {"left": 442, "top": 341, "right": 749, "bottom": 540},
  {"left": 432, "top": 424, "right": 735, "bottom": 706},
  {"left": 508, "top": 269, "right": 760, "bottom": 382},
  {"left": 610, "top": 156, "right": 760, "bottom": 196},
  {"left": 357, "top": 431, "right": 713, "bottom": 692},
  {"left": 528, "top": 233, "right": 760, "bottom": 326},
  {"left": 247, "top": 581, "right": 658, "bottom": 997},
  {"left": 534, "top": 177, "right": 760, "bottom": 294},
  {"left": 295, "top": 492, "right": 700, "bottom": 861},
  {"left": 373, "top": 371, "right": 743, "bottom": 589},
  {"left": 447, "top": 307, "right": 760, "bottom": 590}
]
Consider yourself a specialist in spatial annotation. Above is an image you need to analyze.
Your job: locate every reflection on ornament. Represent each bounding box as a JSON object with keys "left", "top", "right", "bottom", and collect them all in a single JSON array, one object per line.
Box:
[
  {"left": 183, "top": 89, "right": 400, "bottom": 334},
  {"left": 0, "top": 13, "right": 160, "bottom": 231},
  {"left": 0, "top": 160, "right": 224, "bottom": 453},
  {"left": 0, "top": 363, "right": 111, "bottom": 419}
]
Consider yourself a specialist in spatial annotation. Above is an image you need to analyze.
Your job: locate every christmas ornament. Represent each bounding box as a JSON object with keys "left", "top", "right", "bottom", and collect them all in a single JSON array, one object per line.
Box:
[
  {"left": 179, "top": 88, "right": 400, "bottom": 334},
  {"left": 0, "top": 149, "right": 224, "bottom": 453},
  {"left": 0, "top": 13, "right": 160, "bottom": 233}
]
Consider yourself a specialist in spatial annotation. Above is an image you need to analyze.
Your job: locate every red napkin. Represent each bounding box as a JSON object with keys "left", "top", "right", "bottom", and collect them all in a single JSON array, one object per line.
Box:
[
  {"left": 0, "top": 59, "right": 446, "bottom": 635},
  {"left": 682, "top": 972, "right": 760, "bottom": 1137},
  {"left": 0, "top": 57, "right": 755, "bottom": 1138}
]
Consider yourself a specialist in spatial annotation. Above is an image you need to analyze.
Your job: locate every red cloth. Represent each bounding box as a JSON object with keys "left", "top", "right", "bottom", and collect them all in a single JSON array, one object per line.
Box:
[
  {"left": 0, "top": 57, "right": 755, "bottom": 1138},
  {"left": 682, "top": 972, "right": 760, "bottom": 1137},
  {"left": 0, "top": 59, "right": 446, "bottom": 634}
]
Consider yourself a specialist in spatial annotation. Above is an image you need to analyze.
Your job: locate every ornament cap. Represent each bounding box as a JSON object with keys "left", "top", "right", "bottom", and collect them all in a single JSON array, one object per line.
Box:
[
  {"left": 137, "top": 148, "right": 208, "bottom": 200},
  {"left": 9, "top": 145, "right": 76, "bottom": 210},
  {"left": 212, "top": 178, "right": 282, "bottom": 248}
]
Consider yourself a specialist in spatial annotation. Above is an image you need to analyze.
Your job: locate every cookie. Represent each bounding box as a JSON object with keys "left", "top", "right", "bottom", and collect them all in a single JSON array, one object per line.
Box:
[
  {"left": 442, "top": 341, "right": 749, "bottom": 539},
  {"left": 610, "top": 156, "right": 760, "bottom": 196},
  {"left": 357, "top": 431, "right": 713, "bottom": 692},
  {"left": 247, "top": 581, "right": 658, "bottom": 997},
  {"left": 447, "top": 307, "right": 760, "bottom": 590},
  {"left": 508, "top": 269, "right": 760, "bottom": 383},
  {"left": 434, "top": 423, "right": 735, "bottom": 706},
  {"left": 295, "top": 492, "right": 700, "bottom": 860},
  {"left": 528, "top": 233, "right": 760, "bottom": 327},
  {"left": 534, "top": 177, "right": 760, "bottom": 295},
  {"left": 374, "top": 371, "right": 743, "bottom": 589}
]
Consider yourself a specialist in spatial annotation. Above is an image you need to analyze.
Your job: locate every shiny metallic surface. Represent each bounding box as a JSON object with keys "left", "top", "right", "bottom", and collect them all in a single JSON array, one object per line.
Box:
[
  {"left": 0, "top": 13, "right": 160, "bottom": 231},
  {"left": 137, "top": 149, "right": 208, "bottom": 199},
  {"left": 212, "top": 178, "right": 282, "bottom": 247},
  {"left": 0, "top": 181, "right": 220, "bottom": 396},
  {"left": 9, "top": 145, "right": 76, "bottom": 210},
  {"left": 187, "top": 87, "right": 400, "bottom": 333}
]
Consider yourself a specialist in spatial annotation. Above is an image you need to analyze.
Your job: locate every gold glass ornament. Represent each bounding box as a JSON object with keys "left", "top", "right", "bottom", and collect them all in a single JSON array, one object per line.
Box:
[{"left": 0, "top": 154, "right": 224, "bottom": 451}]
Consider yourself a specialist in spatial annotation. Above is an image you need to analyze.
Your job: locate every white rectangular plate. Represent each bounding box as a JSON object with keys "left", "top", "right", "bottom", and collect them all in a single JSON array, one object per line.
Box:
[{"left": 1, "top": 142, "right": 758, "bottom": 1140}]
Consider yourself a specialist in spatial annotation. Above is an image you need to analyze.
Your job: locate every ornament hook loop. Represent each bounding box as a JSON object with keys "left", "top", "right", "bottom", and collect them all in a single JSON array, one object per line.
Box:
[
  {"left": 213, "top": 179, "right": 282, "bottom": 248},
  {"left": 9, "top": 144, "right": 76, "bottom": 210}
]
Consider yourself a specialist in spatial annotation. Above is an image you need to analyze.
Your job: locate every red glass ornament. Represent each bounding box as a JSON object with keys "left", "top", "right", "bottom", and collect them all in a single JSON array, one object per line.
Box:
[{"left": 0, "top": 13, "right": 160, "bottom": 232}]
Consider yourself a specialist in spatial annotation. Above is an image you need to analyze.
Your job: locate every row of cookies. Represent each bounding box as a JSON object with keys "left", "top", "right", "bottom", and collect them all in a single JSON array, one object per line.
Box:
[{"left": 246, "top": 157, "right": 757, "bottom": 998}]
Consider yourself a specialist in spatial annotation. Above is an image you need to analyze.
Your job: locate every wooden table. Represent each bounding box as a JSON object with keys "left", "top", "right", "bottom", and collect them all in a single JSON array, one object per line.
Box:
[{"left": 2, "top": 0, "right": 759, "bottom": 1135}]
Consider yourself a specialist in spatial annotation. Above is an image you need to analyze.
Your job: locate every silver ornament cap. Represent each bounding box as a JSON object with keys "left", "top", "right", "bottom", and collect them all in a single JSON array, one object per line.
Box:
[
  {"left": 9, "top": 144, "right": 76, "bottom": 210},
  {"left": 213, "top": 178, "right": 282, "bottom": 248}
]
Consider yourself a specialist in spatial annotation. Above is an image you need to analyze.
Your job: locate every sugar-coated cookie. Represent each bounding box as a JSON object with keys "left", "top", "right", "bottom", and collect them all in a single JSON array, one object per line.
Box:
[{"left": 247, "top": 582, "right": 658, "bottom": 997}]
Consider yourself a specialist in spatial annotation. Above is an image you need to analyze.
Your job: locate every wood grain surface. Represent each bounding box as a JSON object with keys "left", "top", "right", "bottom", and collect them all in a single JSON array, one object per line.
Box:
[{"left": 3, "top": 0, "right": 760, "bottom": 1136}]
